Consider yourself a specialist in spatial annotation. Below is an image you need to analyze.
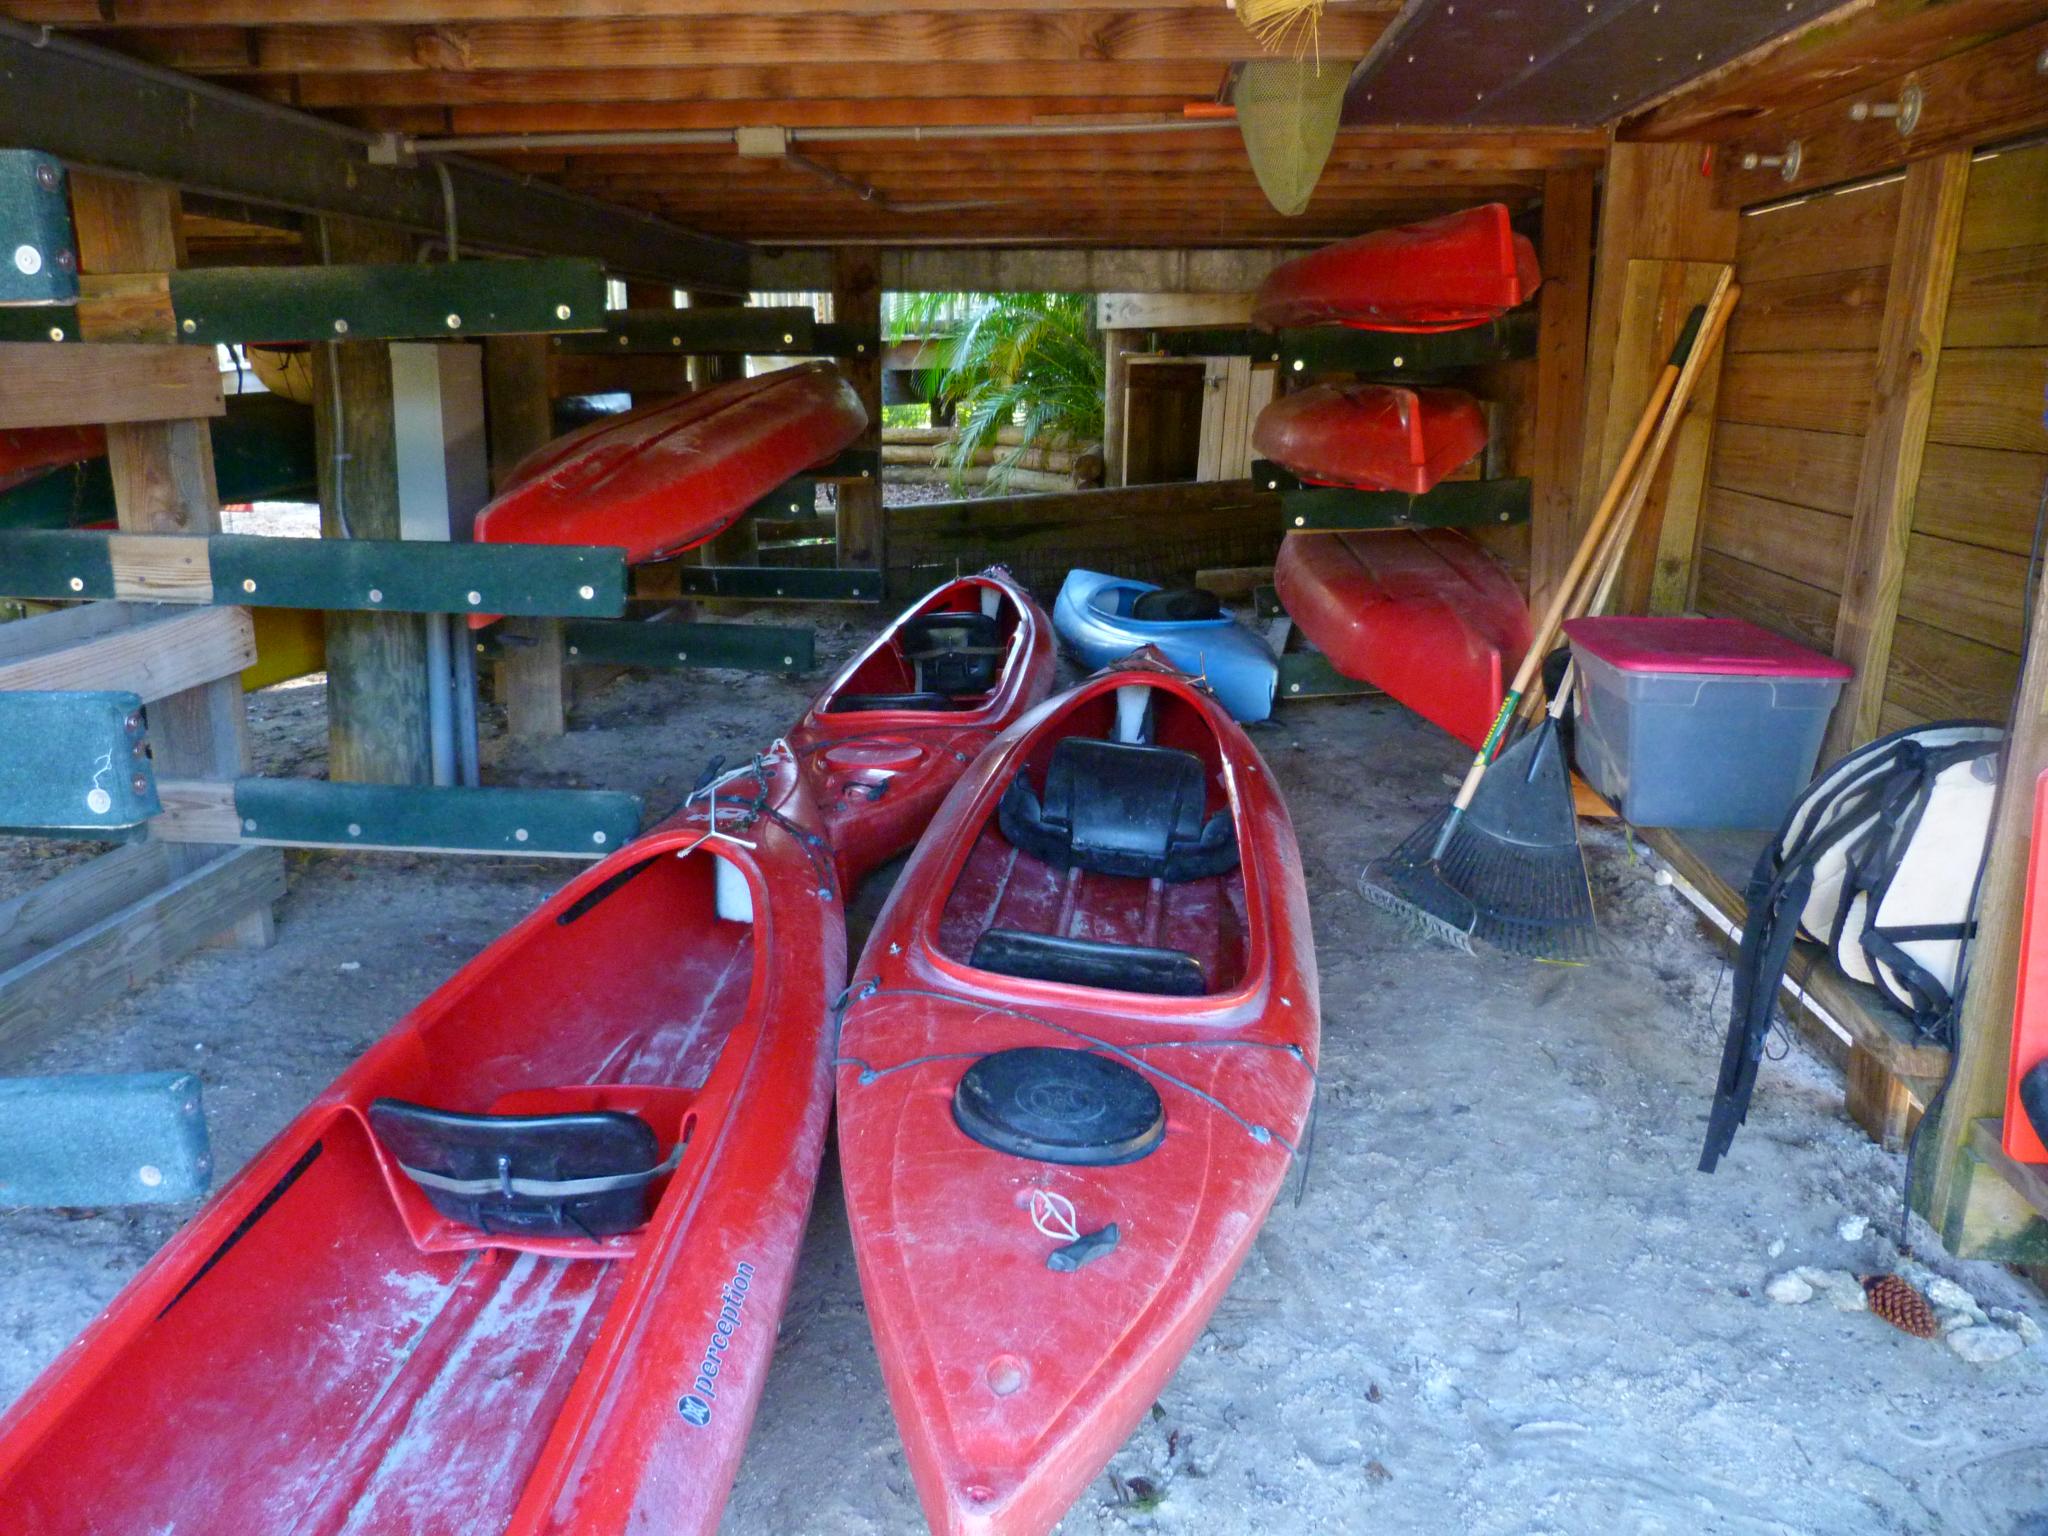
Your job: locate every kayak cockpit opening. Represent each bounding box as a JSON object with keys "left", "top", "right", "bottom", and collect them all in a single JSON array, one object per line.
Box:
[
  {"left": 826, "top": 580, "right": 1021, "bottom": 715},
  {"left": 935, "top": 681, "right": 1251, "bottom": 998}
]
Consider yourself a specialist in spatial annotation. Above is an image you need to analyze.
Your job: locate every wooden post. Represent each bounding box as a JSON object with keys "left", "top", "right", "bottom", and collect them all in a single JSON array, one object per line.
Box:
[
  {"left": 1917, "top": 554, "right": 2048, "bottom": 1236},
  {"left": 70, "top": 173, "right": 273, "bottom": 948},
  {"left": 1103, "top": 332, "right": 1131, "bottom": 488},
  {"left": 1821, "top": 150, "right": 1972, "bottom": 763},
  {"left": 310, "top": 217, "right": 431, "bottom": 784},
  {"left": 834, "top": 249, "right": 886, "bottom": 571},
  {"left": 1528, "top": 166, "right": 1596, "bottom": 612},
  {"left": 483, "top": 335, "right": 553, "bottom": 493},
  {"left": 1574, "top": 143, "right": 1739, "bottom": 597}
]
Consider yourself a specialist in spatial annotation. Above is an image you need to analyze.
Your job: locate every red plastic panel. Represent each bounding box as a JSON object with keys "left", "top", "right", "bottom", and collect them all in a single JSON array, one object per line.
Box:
[{"left": 2004, "top": 771, "right": 2048, "bottom": 1163}]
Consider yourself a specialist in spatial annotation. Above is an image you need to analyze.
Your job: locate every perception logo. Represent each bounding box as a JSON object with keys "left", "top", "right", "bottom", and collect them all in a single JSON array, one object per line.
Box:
[{"left": 677, "top": 1259, "right": 756, "bottom": 1429}]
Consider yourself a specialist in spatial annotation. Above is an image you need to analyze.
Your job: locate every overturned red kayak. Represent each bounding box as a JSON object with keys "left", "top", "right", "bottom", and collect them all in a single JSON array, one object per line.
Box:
[
  {"left": 791, "top": 568, "right": 1055, "bottom": 890},
  {"left": 1275, "top": 528, "right": 1531, "bottom": 749},
  {"left": 0, "top": 424, "right": 104, "bottom": 495},
  {"left": 1253, "top": 382, "right": 1488, "bottom": 495},
  {"left": 1253, "top": 203, "right": 1542, "bottom": 333},
  {"left": 475, "top": 361, "right": 865, "bottom": 564},
  {"left": 837, "top": 651, "right": 1319, "bottom": 1535},
  {"left": 0, "top": 747, "right": 844, "bottom": 1535}
]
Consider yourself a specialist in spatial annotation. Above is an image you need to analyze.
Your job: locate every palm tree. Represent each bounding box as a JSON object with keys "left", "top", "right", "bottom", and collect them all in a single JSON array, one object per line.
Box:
[{"left": 888, "top": 291, "right": 1104, "bottom": 495}]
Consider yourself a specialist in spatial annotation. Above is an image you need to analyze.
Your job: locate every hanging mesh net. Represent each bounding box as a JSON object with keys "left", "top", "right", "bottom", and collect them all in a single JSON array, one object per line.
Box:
[{"left": 1234, "top": 55, "right": 1348, "bottom": 218}]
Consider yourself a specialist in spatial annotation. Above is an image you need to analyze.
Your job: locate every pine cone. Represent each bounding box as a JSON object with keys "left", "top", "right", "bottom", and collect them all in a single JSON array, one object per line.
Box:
[{"left": 1862, "top": 1274, "right": 1939, "bottom": 1339}]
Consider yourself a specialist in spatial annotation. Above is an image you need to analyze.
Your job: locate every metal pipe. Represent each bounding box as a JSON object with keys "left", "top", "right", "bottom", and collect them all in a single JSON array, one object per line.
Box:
[
  {"left": 452, "top": 622, "right": 481, "bottom": 788},
  {"left": 406, "top": 118, "right": 1241, "bottom": 156},
  {"left": 424, "top": 614, "right": 456, "bottom": 787}
]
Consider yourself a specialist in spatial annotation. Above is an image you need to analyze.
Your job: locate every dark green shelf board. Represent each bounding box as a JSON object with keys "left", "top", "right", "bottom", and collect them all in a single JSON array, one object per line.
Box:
[
  {"left": 535, "top": 619, "right": 816, "bottom": 673},
  {"left": 1277, "top": 651, "right": 1377, "bottom": 700},
  {"left": 1261, "top": 470, "right": 1532, "bottom": 532},
  {"left": 0, "top": 690, "right": 156, "bottom": 831},
  {"left": 1155, "top": 309, "right": 1538, "bottom": 374},
  {"left": 170, "top": 258, "right": 608, "bottom": 344},
  {"left": 233, "top": 778, "right": 642, "bottom": 859},
  {"left": 668, "top": 565, "right": 882, "bottom": 603},
  {"left": 553, "top": 305, "right": 816, "bottom": 355}
]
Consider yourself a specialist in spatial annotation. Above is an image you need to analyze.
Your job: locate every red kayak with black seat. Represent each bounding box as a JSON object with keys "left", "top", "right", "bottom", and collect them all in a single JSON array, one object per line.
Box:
[
  {"left": 1253, "top": 382, "right": 1488, "bottom": 496},
  {"left": 1252, "top": 203, "right": 1542, "bottom": 333},
  {"left": 1275, "top": 527, "right": 1532, "bottom": 749},
  {"left": 0, "top": 746, "right": 843, "bottom": 1536},
  {"left": 791, "top": 567, "right": 1055, "bottom": 890},
  {"left": 474, "top": 360, "right": 865, "bottom": 566},
  {"left": 836, "top": 650, "right": 1319, "bottom": 1536}
]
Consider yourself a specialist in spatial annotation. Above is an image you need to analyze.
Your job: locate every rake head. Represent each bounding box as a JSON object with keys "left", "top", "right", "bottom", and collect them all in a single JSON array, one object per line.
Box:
[{"left": 1361, "top": 719, "right": 1596, "bottom": 961}]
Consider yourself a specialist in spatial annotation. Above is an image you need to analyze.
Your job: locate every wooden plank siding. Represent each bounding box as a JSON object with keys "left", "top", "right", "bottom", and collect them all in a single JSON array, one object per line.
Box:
[{"left": 1879, "top": 141, "right": 2048, "bottom": 732}]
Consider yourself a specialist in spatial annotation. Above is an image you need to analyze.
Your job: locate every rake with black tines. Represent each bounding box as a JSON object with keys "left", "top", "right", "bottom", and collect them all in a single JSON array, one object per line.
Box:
[{"left": 1362, "top": 282, "right": 1739, "bottom": 959}]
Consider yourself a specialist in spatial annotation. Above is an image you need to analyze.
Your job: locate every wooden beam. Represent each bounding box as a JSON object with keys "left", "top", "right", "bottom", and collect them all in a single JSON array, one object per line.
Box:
[
  {"left": 1915, "top": 535, "right": 2048, "bottom": 1232},
  {"left": 482, "top": 334, "right": 553, "bottom": 491},
  {"left": 311, "top": 216, "right": 430, "bottom": 786},
  {"left": 834, "top": 248, "right": 885, "bottom": 576},
  {"left": 1714, "top": 16, "right": 2048, "bottom": 206},
  {"left": 0, "top": 844, "right": 285, "bottom": 1063},
  {"left": 0, "top": 341, "right": 221, "bottom": 430},
  {"left": 1822, "top": 151, "right": 1972, "bottom": 761},
  {"left": 1528, "top": 165, "right": 1595, "bottom": 613},
  {"left": 0, "top": 603, "right": 254, "bottom": 702},
  {"left": 1097, "top": 292, "right": 1255, "bottom": 329},
  {"left": 116, "top": 11, "right": 1392, "bottom": 73}
]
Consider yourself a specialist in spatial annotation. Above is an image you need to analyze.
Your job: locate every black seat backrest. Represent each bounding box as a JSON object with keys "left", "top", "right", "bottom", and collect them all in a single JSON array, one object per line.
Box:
[
  {"left": 826, "top": 690, "right": 965, "bottom": 715},
  {"left": 368, "top": 1098, "right": 671, "bottom": 1240},
  {"left": 971, "top": 929, "right": 1206, "bottom": 996},
  {"left": 899, "top": 610, "right": 1004, "bottom": 696},
  {"left": 998, "top": 737, "right": 1239, "bottom": 883},
  {"left": 1131, "top": 587, "right": 1222, "bottom": 623}
]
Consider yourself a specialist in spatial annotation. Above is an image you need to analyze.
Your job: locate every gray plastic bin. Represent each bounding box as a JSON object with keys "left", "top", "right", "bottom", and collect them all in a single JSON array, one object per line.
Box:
[{"left": 1563, "top": 617, "right": 1851, "bottom": 830}]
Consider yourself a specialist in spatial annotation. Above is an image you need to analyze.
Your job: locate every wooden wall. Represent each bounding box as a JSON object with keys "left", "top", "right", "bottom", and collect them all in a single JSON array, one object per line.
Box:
[{"left": 1693, "top": 139, "right": 2048, "bottom": 738}]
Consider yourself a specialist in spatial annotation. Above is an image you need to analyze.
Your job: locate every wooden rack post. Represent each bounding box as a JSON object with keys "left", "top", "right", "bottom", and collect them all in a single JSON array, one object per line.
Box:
[{"left": 833, "top": 250, "right": 885, "bottom": 575}]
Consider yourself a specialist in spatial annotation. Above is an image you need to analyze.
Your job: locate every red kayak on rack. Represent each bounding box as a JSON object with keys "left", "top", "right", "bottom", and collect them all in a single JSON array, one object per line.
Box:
[
  {"left": 1275, "top": 527, "right": 1531, "bottom": 749},
  {"left": 474, "top": 360, "right": 866, "bottom": 565},
  {"left": 1252, "top": 203, "right": 1542, "bottom": 333},
  {"left": 0, "top": 424, "right": 104, "bottom": 495},
  {"left": 1253, "top": 382, "right": 1488, "bottom": 496},
  {"left": 0, "top": 746, "right": 844, "bottom": 1536},
  {"left": 791, "top": 568, "right": 1056, "bottom": 890},
  {"left": 837, "top": 650, "right": 1319, "bottom": 1536}
]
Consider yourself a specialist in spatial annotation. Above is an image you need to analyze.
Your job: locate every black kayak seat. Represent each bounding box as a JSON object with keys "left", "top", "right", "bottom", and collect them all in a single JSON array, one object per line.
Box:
[
  {"left": 827, "top": 691, "right": 965, "bottom": 714},
  {"left": 368, "top": 1097, "right": 678, "bottom": 1240},
  {"left": 899, "top": 610, "right": 1004, "bottom": 697},
  {"left": 999, "top": 736, "right": 1239, "bottom": 883},
  {"left": 970, "top": 929, "right": 1206, "bottom": 997},
  {"left": 1131, "top": 586, "right": 1222, "bottom": 623}
]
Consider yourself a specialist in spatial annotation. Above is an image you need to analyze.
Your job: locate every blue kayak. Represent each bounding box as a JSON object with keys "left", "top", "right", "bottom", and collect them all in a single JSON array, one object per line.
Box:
[{"left": 1053, "top": 568, "right": 1278, "bottom": 722}]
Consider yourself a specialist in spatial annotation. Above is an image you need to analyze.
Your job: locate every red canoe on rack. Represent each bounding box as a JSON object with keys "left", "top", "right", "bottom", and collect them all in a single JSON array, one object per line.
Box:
[
  {"left": 837, "top": 651, "right": 1319, "bottom": 1536},
  {"left": 0, "top": 424, "right": 104, "bottom": 495},
  {"left": 791, "top": 568, "right": 1056, "bottom": 890},
  {"left": 1252, "top": 382, "right": 1488, "bottom": 496},
  {"left": 0, "top": 747, "right": 844, "bottom": 1536},
  {"left": 1275, "top": 528, "right": 1531, "bottom": 749},
  {"left": 474, "top": 360, "right": 866, "bottom": 564},
  {"left": 1252, "top": 203, "right": 1542, "bottom": 333}
]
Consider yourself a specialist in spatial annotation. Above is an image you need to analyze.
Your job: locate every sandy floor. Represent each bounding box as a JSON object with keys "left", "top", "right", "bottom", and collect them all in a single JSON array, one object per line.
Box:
[{"left": 2, "top": 608, "right": 2044, "bottom": 1535}]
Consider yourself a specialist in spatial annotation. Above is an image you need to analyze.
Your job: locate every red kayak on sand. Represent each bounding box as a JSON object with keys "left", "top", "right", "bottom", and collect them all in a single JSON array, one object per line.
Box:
[
  {"left": 474, "top": 361, "right": 865, "bottom": 565},
  {"left": 1275, "top": 528, "right": 1531, "bottom": 749},
  {"left": 0, "top": 746, "right": 844, "bottom": 1536},
  {"left": 0, "top": 423, "right": 104, "bottom": 495},
  {"left": 836, "top": 650, "right": 1319, "bottom": 1536},
  {"left": 1253, "top": 382, "right": 1488, "bottom": 496},
  {"left": 1252, "top": 203, "right": 1542, "bottom": 333},
  {"left": 791, "top": 567, "right": 1056, "bottom": 890}
]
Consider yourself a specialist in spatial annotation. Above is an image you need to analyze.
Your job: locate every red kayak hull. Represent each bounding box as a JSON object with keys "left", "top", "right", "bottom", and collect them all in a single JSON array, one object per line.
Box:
[
  {"left": 0, "top": 749, "right": 844, "bottom": 1536},
  {"left": 1275, "top": 528, "right": 1531, "bottom": 749},
  {"left": 474, "top": 361, "right": 866, "bottom": 564},
  {"left": 0, "top": 424, "right": 104, "bottom": 494},
  {"left": 791, "top": 569, "right": 1056, "bottom": 890},
  {"left": 2005, "top": 770, "right": 2048, "bottom": 1161},
  {"left": 837, "top": 653, "right": 1320, "bottom": 1536},
  {"left": 1252, "top": 203, "right": 1542, "bottom": 333},
  {"left": 1253, "top": 382, "right": 1488, "bottom": 495}
]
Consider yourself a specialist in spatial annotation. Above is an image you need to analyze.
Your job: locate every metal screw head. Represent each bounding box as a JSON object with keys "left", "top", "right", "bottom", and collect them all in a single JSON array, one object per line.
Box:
[
  {"left": 86, "top": 787, "right": 111, "bottom": 815},
  {"left": 514, "top": 828, "right": 530, "bottom": 842},
  {"left": 783, "top": 655, "right": 795, "bottom": 666},
  {"left": 568, "top": 644, "right": 580, "bottom": 656},
  {"left": 592, "top": 831, "right": 607, "bottom": 845},
  {"left": 445, "top": 313, "right": 462, "bottom": 330},
  {"left": 578, "top": 584, "right": 595, "bottom": 600},
  {"left": 243, "top": 817, "right": 258, "bottom": 832},
  {"left": 47, "top": 326, "right": 63, "bottom": 341},
  {"left": 618, "top": 334, "right": 629, "bottom": 346},
  {"left": 1392, "top": 356, "right": 1405, "bottom": 368},
  {"left": 12, "top": 244, "right": 42, "bottom": 275},
  {"left": 676, "top": 650, "right": 688, "bottom": 661},
  {"left": 1291, "top": 358, "right": 1304, "bottom": 371},
  {"left": 783, "top": 332, "right": 795, "bottom": 345},
  {"left": 125, "top": 711, "right": 143, "bottom": 732},
  {"left": 130, "top": 773, "right": 149, "bottom": 795},
  {"left": 67, "top": 576, "right": 83, "bottom": 592},
  {"left": 555, "top": 303, "right": 572, "bottom": 320},
  {"left": 53, "top": 249, "right": 73, "bottom": 273},
  {"left": 137, "top": 1165, "right": 164, "bottom": 1188},
  {"left": 347, "top": 822, "right": 362, "bottom": 837},
  {"left": 466, "top": 590, "right": 481, "bottom": 605},
  {"left": 241, "top": 577, "right": 256, "bottom": 593},
  {"left": 181, "top": 318, "right": 197, "bottom": 334},
  {"left": 333, "top": 318, "right": 349, "bottom": 334},
  {"left": 33, "top": 162, "right": 59, "bottom": 191},
  {"left": 367, "top": 587, "right": 383, "bottom": 603}
]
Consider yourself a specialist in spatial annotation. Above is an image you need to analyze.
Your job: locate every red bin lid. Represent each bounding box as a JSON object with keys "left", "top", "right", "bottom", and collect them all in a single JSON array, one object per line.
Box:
[{"left": 1562, "top": 616, "right": 1853, "bottom": 679}]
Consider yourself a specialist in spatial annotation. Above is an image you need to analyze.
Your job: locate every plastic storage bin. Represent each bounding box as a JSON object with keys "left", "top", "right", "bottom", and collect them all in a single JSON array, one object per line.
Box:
[{"left": 1561, "top": 616, "right": 1852, "bottom": 829}]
